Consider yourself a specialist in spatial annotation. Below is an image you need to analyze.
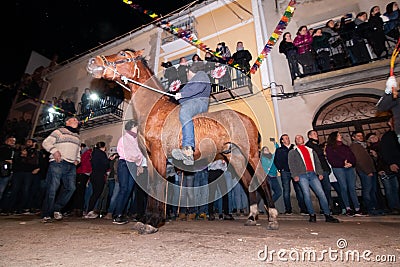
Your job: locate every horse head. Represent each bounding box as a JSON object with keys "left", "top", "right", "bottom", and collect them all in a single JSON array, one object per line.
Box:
[{"left": 87, "top": 49, "right": 145, "bottom": 82}]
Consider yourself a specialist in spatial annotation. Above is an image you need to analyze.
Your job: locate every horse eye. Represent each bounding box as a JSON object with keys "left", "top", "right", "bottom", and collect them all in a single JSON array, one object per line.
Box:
[{"left": 119, "top": 51, "right": 126, "bottom": 56}]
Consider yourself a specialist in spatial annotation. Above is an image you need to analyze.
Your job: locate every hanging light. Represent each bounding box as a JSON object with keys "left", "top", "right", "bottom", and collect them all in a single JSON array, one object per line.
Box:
[
  {"left": 48, "top": 107, "right": 59, "bottom": 114},
  {"left": 90, "top": 93, "right": 99, "bottom": 101}
]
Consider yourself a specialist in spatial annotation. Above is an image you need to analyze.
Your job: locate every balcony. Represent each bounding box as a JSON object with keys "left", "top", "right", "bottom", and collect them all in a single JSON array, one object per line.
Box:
[
  {"left": 209, "top": 69, "right": 253, "bottom": 104},
  {"left": 160, "top": 16, "right": 198, "bottom": 53},
  {"left": 13, "top": 85, "right": 42, "bottom": 114},
  {"left": 34, "top": 98, "right": 124, "bottom": 137},
  {"left": 280, "top": 19, "right": 400, "bottom": 96},
  {"left": 293, "top": 58, "right": 395, "bottom": 95},
  {"left": 160, "top": 63, "right": 253, "bottom": 104},
  {"left": 77, "top": 100, "right": 124, "bottom": 131}
]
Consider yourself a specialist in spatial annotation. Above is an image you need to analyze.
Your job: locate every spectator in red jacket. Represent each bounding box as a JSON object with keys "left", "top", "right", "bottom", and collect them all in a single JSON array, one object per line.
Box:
[{"left": 72, "top": 144, "right": 92, "bottom": 217}]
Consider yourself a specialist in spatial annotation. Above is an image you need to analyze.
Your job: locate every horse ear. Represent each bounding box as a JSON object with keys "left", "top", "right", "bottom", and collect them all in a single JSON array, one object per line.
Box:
[{"left": 135, "top": 49, "right": 145, "bottom": 57}]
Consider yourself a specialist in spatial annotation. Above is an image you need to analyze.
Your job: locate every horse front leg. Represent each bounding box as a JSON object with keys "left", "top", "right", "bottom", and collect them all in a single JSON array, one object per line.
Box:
[{"left": 142, "top": 149, "right": 167, "bottom": 229}]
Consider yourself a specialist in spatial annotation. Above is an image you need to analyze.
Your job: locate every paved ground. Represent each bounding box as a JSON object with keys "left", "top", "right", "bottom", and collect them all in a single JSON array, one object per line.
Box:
[{"left": 0, "top": 213, "right": 399, "bottom": 266}]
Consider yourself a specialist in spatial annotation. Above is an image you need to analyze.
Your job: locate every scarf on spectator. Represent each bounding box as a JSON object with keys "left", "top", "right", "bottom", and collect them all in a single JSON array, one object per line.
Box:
[
  {"left": 262, "top": 152, "right": 272, "bottom": 159},
  {"left": 65, "top": 126, "right": 79, "bottom": 134},
  {"left": 127, "top": 130, "right": 137, "bottom": 138}
]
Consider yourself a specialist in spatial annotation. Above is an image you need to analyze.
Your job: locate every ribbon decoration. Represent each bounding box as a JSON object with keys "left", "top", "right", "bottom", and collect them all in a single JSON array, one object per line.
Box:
[
  {"left": 390, "top": 38, "right": 400, "bottom": 98},
  {"left": 122, "top": 0, "right": 242, "bottom": 69},
  {"left": 123, "top": 0, "right": 296, "bottom": 75},
  {"left": 249, "top": 0, "right": 296, "bottom": 74}
]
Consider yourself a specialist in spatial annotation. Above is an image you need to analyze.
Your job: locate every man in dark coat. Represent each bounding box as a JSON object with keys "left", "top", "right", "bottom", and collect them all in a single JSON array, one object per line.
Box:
[{"left": 305, "top": 130, "right": 333, "bottom": 212}]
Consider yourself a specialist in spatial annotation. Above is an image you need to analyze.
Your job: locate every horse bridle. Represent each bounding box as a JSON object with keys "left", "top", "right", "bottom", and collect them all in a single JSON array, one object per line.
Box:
[
  {"left": 96, "top": 50, "right": 174, "bottom": 96},
  {"left": 98, "top": 50, "right": 140, "bottom": 80}
]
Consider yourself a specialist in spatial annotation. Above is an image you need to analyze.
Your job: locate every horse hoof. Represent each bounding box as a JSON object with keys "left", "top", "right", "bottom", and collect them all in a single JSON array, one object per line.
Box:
[
  {"left": 267, "top": 222, "right": 279, "bottom": 230},
  {"left": 132, "top": 222, "right": 158, "bottom": 234},
  {"left": 244, "top": 219, "right": 257, "bottom": 226},
  {"left": 143, "top": 224, "right": 158, "bottom": 234}
]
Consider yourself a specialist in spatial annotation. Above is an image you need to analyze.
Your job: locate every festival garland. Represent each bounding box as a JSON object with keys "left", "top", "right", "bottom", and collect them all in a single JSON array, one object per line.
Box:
[
  {"left": 249, "top": 0, "right": 296, "bottom": 74},
  {"left": 122, "top": 0, "right": 242, "bottom": 69},
  {"left": 390, "top": 38, "right": 400, "bottom": 98},
  {"left": 123, "top": 0, "right": 296, "bottom": 75}
]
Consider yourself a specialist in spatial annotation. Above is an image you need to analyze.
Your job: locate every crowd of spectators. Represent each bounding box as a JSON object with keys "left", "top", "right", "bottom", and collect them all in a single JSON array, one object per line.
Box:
[
  {"left": 279, "top": 2, "right": 400, "bottom": 83},
  {"left": 1, "top": 112, "right": 399, "bottom": 225},
  {"left": 0, "top": 120, "right": 249, "bottom": 224},
  {"left": 161, "top": 40, "right": 253, "bottom": 93},
  {"left": 37, "top": 84, "right": 124, "bottom": 128}
]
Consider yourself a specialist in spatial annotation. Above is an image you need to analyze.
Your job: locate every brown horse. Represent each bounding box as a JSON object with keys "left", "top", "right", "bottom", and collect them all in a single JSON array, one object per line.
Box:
[{"left": 86, "top": 49, "right": 278, "bottom": 231}]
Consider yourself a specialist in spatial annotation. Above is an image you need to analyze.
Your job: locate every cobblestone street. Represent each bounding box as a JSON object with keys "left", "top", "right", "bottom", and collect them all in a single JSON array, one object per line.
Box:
[{"left": 1, "top": 213, "right": 399, "bottom": 266}]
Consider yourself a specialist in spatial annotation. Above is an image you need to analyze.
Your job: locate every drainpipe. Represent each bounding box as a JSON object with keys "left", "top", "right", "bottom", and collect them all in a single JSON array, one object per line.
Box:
[
  {"left": 31, "top": 77, "right": 52, "bottom": 138},
  {"left": 256, "top": 0, "right": 283, "bottom": 137},
  {"left": 154, "top": 28, "right": 163, "bottom": 72}
]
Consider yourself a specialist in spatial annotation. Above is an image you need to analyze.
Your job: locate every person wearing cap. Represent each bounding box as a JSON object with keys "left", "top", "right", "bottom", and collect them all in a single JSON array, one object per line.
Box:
[
  {"left": 41, "top": 115, "right": 81, "bottom": 223},
  {"left": 172, "top": 62, "right": 211, "bottom": 165}
]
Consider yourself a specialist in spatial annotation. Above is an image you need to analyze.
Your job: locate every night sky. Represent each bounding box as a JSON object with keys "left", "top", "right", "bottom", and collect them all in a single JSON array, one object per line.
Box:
[{"left": 7, "top": 0, "right": 198, "bottom": 84}]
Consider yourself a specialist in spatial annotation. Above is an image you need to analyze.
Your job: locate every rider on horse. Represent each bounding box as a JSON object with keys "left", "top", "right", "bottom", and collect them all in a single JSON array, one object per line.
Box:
[{"left": 172, "top": 62, "right": 212, "bottom": 165}]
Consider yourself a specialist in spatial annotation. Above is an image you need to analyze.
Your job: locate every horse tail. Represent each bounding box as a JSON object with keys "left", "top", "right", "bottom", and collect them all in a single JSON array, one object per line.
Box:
[{"left": 221, "top": 142, "right": 255, "bottom": 177}]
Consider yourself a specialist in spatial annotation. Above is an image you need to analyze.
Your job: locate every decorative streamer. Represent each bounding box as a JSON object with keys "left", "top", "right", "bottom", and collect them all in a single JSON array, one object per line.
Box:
[
  {"left": 122, "top": 0, "right": 296, "bottom": 75},
  {"left": 122, "top": 0, "right": 242, "bottom": 70},
  {"left": 390, "top": 37, "right": 400, "bottom": 98},
  {"left": 249, "top": 0, "right": 296, "bottom": 74}
]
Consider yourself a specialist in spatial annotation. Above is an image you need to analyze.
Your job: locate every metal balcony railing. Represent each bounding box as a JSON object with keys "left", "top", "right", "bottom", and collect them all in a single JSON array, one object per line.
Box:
[{"left": 34, "top": 97, "right": 125, "bottom": 136}]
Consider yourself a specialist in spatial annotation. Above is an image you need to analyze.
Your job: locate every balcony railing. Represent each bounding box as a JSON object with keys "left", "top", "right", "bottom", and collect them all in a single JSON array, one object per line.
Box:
[
  {"left": 160, "top": 62, "right": 253, "bottom": 104},
  {"left": 161, "top": 16, "right": 197, "bottom": 45},
  {"left": 278, "top": 25, "right": 400, "bottom": 96},
  {"left": 34, "top": 97, "right": 124, "bottom": 137}
]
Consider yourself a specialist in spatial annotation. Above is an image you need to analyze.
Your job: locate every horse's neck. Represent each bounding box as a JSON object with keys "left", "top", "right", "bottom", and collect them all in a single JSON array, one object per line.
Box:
[{"left": 129, "top": 73, "right": 175, "bottom": 124}]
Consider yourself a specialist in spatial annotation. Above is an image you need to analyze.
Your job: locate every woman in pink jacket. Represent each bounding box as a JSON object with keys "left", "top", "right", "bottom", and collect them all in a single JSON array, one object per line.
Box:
[{"left": 293, "top": 25, "right": 317, "bottom": 76}]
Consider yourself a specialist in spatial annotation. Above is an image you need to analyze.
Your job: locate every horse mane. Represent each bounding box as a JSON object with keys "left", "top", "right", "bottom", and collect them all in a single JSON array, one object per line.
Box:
[{"left": 124, "top": 48, "right": 169, "bottom": 93}]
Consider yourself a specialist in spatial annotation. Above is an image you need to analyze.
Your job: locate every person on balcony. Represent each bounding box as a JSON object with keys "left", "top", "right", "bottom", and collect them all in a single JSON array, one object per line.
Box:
[
  {"left": 368, "top": 6, "right": 388, "bottom": 59},
  {"left": 383, "top": 2, "right": 400, "bottom": 40},
  {"left": 162, "top": 61, "right": 178, "bottom": 90},
  {"left": 293, "top": 25, "right": 317, "bottom": 76},
  {"left": 62, "top": 97, "right": 76, "bottom": 116},
  {"left": 339, "top": 12, "right": 371, "bottom": 66},
  {"left": 204, "top": 52, "right": 219, "bottom": 93},
  {"left": 177, "top": 57, "right": 189, "bottom": 87},
  {"left": 279, "top": 32, "right": 301, "bottom": 83},
  {"left": 324, "top": 20, "right": 350, "bottom": 69},
  {"left": 312, "top": 28, "right": 332, "bottom": 72},
  {"left": 215, "top": 42, "right": 232, "bottom": 89},
  {"left": 232, "top": 41, "right": 252, "bottom": 86},
  {"left": 80, "top": 88, "right": 91, "bottom": 115}
]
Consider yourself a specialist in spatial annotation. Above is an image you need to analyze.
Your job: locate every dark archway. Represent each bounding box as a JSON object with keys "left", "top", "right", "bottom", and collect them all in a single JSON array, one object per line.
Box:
[{"left": 312, "top": 94, "right": 391, "bottom": 144}]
